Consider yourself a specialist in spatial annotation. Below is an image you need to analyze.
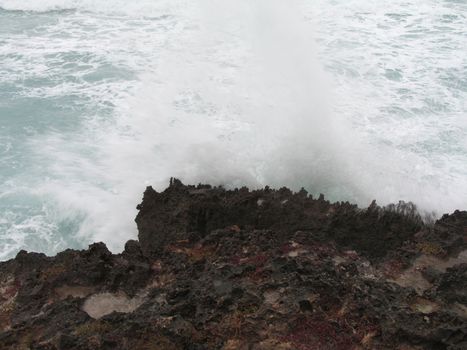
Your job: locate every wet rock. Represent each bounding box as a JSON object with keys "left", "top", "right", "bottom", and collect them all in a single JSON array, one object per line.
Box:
[
  {"left": 0, "top": 179, "right": 465, "bottom": 349},
  {"left": 123, "top": 240, "right": 143, "bottom": 258}
]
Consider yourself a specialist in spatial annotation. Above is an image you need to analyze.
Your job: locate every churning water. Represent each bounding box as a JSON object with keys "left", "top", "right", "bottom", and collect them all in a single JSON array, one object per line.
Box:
[{"left": 0, "top": 0, "right": 466, "bottom": 260}]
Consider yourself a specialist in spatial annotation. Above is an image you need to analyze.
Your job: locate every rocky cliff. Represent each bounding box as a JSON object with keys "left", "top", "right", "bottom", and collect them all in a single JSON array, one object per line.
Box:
[{"left": 0, "top": 179, "right": 466, "bottom": 349}]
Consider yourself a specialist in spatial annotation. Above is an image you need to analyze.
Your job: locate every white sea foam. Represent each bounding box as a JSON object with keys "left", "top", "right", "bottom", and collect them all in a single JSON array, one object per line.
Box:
[
  {"left": 0, "top": 0, "right": 183, "bottom": 16},
  {"left": 0, "top": 0, "right": 466, "bottom": 259}
]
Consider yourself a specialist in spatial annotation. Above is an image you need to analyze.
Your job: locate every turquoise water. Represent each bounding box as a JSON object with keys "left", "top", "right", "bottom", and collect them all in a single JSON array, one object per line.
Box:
[{"left": 1, "top": 0, "right": 466, "bottom": 260}]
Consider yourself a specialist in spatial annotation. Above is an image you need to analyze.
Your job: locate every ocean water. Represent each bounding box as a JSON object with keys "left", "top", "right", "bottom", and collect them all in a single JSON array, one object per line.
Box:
[{"left": 0, "top": 0, "right": 466, "bottom": 260}]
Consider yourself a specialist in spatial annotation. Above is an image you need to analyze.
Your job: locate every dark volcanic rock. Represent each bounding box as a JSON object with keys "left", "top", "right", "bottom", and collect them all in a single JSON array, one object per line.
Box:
[
  {"left": 1, "top": 179, "right": 466, "bottom": 350},
  {"left": 136, "top": 178, "right": 423, "bottom": 260}
]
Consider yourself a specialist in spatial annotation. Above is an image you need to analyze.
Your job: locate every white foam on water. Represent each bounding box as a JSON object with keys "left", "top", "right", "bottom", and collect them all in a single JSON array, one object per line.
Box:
[
  {"left": 0, "top": 0, "right": 182, "bottom": 16},
  {"left": 0, "top": 0, "right": 466, "bottom": 259}
]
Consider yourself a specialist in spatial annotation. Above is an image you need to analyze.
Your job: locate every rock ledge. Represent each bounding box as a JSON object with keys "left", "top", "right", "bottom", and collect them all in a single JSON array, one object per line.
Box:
[{"left": 1, "top": 179, "right": 466, "bottom": 349}]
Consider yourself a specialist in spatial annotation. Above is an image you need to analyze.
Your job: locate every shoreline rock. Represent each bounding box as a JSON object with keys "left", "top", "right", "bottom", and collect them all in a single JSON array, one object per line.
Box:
[{"left": 1, "top": 179, "right": 466, "bottom": 349}]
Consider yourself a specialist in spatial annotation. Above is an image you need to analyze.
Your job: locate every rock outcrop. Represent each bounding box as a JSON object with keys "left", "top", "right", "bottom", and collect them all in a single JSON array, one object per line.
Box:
[{"left": 1, "top": 179, "right": 466, "bottom": 349}]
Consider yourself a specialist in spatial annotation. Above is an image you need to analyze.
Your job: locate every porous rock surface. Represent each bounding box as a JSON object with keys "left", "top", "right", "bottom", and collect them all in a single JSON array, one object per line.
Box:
[{"left": 0, "top": 179, "right": 466, "bottom": 349}]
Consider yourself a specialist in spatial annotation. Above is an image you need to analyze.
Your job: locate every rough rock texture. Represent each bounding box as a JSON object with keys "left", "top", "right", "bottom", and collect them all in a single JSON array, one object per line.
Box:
[{"left": 0, "top": 179, "right": 466, "bottom": 349}]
